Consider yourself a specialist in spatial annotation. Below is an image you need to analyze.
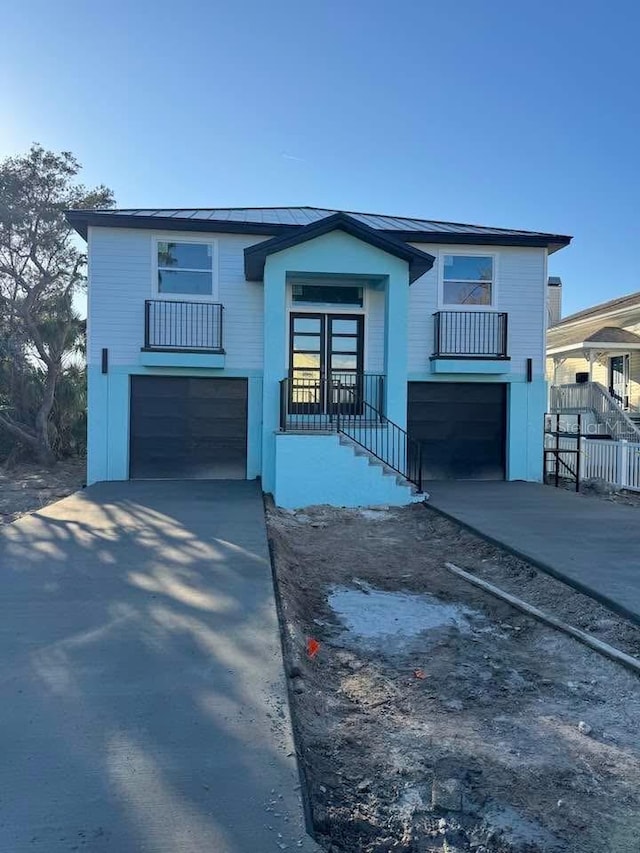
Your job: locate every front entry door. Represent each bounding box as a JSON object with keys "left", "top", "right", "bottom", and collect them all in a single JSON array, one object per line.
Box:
[
  {"left": 609, "top": 354, "right": 629, "bottom": 407},
  {"left": 289, "top": 313, "right": 364, "bottom": 413}
]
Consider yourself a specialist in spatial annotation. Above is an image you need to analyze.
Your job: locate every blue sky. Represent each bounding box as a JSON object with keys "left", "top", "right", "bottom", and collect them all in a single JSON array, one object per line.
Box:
[{"left": 1, "top": 0, "right": 638, "bottom": 316}]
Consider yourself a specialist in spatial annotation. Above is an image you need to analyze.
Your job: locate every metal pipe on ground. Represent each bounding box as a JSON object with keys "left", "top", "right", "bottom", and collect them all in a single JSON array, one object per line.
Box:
[{"left": 444, "top": 562, "right": 640, "bottom": 677}]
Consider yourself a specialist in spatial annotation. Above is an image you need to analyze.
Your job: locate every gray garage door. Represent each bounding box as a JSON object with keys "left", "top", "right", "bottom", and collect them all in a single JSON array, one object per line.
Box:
[
  {"left": 408, "top": 382, "right": 506, "bottom": 480},
  {"left": 130, "top": 376, "right": 247, "bottom": 479}
]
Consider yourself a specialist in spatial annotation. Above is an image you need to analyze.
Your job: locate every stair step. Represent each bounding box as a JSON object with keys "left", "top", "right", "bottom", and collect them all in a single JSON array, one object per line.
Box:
[{"left": 339, "top": 433, "right": 421, "bottom": 494}]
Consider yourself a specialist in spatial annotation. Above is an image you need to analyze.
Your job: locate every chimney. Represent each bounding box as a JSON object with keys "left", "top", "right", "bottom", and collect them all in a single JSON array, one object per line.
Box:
[{"left": 547, "top": 276, "right": 562, "bottom": 327}]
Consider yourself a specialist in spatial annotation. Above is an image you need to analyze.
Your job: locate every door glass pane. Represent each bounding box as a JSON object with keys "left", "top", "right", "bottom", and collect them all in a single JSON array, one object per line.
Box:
[
  {"left": 331, "top": 354, "right": 357, "bottom": 370},
  {"left": 330, "top": 335, "right": 357, "bottom": 352},
  {"left": 291, "top": 371, "right": 320, "bottom": 405},
  {"left": 293, "top": 335, "right": 320, "bottom": 351},
  {"left": 293, "top": 316, "right": 321, "bottom": 333},
  {"left": 331, "top": 318, "right": 358, "bottom": 334},
  {"left": 293, "top": 352, "right": 320, "bottom": 369}
]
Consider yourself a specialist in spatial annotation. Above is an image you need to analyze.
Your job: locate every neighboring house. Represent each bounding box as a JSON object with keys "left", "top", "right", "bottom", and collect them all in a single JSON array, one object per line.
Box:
[
  {"left": 66, "top": 206, "right": 571, "bottom": 508},
  {"left": 546, "top": 289, "right": 640, "bottom": 439}
]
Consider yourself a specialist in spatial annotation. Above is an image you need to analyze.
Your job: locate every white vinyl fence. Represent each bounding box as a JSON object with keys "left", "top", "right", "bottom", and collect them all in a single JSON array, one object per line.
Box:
[{"left": 544, "top": 435, "right": 640, "bottom": 492}]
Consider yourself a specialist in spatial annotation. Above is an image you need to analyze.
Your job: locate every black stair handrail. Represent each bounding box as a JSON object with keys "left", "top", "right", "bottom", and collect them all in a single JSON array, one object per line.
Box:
[{"left": 336, "top": 385, "right": 423, "bottom": 493}]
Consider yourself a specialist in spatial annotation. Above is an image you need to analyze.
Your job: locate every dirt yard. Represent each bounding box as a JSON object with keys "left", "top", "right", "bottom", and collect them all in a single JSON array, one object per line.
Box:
[
  {"left": 267, "top": 502, "right": 640, "bottom": 853},
  {"left": 0, "top": 459, "right": 85, "bottom": 525}
]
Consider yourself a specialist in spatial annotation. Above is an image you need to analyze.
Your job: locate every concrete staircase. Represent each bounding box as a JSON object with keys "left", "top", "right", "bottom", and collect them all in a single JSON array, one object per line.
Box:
[{"left": 338, "top": 433, "right": 426, "bottom": 502}]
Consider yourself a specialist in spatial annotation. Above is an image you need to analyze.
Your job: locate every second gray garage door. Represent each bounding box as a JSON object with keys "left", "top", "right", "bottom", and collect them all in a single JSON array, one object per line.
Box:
[
  {"left": 408, "top": 382, "right": 506, "bottom": 480},
  {"left": 130, "top": 376, "right": 247, "bottom": 479}
]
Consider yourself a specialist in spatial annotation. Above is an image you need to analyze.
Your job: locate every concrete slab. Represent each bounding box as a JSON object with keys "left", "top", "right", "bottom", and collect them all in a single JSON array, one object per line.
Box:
[
  {"left": 0, "top": 480, "right": 320, "bottom": 853},
  {"left": 426, "top": 481, "right": 640, "bottom": 625}
]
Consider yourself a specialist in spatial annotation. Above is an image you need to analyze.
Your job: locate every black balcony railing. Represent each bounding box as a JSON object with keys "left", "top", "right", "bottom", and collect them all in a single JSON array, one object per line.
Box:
[
  {"left": 433, "top": 310, "right": 508, "bottom": 358},
  {"left": 143, "top": 299, "right": 224, "bottom": 352}
]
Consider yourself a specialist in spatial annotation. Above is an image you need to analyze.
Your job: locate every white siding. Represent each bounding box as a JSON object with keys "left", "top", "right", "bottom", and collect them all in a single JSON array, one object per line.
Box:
[
  {"left": 88, "top": 227, "right": 267, "bottom": 368},
  {"left": 89, "top": 228, "right": 548, "bottom": 379},
  {"left": 407, "top": 244, "right": 548, "bottom": 376}
]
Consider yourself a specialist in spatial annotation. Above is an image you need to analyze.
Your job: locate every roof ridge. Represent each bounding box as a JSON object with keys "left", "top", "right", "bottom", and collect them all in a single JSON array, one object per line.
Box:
[{"left": 554, "top": 289, "right": 640, "bottom": 326}]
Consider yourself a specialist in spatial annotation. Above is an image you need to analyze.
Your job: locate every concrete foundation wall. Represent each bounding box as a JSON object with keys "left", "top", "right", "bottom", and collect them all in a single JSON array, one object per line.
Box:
[{"left": 273, "top": 433, "right": 416, "bottom": 508}]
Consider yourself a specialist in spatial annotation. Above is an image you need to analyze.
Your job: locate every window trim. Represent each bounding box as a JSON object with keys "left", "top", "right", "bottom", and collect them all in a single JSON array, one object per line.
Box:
[
  {"left": 151, "top": 235, "right": 219, "bottom": 301},
  {"left": 438, "top": 250, "right": 497, "bottom": 310}
]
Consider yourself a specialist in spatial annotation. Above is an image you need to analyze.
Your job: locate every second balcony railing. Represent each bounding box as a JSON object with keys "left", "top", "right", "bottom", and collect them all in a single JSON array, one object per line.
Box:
[
  {"left": 144, "top": 299, "right": 224, "bottom": 352},
  {"left": 433, "top": 310, "right": 508, "bottom": 358}
]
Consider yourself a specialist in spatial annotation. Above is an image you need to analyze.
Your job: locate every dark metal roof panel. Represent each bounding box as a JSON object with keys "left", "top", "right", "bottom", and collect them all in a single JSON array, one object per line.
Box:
[
  {"left": 65, "top": 206, "right": 572, "bottom": 251},
  {"left": 69, "top": 205, "right": 563, "bottom": 236}
]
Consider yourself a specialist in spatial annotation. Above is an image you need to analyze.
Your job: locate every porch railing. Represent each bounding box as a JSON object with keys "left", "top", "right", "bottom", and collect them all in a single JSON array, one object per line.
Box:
[
  {"left": 433, "top": 310, "right": 508, "bottom": 358},
  {"left": 280, "top": 373, "right": 384, "bottom": 431},
  {"left": 279, "top": 374, "right": 423, "bottom": 491},
  {"left": 144, "top": 299, "right": 224, "bottom": 351},
  {"left": 549, "top": 382, "right": 640, "bottom": 441}
]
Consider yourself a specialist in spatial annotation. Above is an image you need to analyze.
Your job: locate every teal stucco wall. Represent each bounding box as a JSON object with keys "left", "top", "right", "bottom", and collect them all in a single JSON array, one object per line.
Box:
[
  {"left": 261, "top": 229, "right": 411, "bottom": 493},
  {"left": 86, "top": 365, "right": 263, "bottom": 484},
  {"left": 274, "top": 433, "right": 416, "bottom": 508}
]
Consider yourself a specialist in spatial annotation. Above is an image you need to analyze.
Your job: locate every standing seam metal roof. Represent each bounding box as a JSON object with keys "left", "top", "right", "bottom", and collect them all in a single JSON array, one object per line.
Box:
[{"left": 69, "top": 205, "right": 565, "bottom": 238}]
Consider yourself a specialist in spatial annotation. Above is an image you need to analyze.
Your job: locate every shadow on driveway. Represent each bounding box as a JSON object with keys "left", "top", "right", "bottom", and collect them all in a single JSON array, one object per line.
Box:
[{"left": 0, "top": 480, "right": 317, "bottom": 852}]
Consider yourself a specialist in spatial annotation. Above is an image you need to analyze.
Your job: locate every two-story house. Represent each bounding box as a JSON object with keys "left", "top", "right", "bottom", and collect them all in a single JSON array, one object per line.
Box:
[{"left": 66, "top": 207, "right": 571, "bottom": 508}]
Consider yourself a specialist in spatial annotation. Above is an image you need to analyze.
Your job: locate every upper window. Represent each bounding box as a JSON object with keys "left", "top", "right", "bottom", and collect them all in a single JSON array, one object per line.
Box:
[
  {"left": 157, "top": 240, "right": 214, "bottom": 295},
  {"left": 442, "top": 255, "right": 493, "bottom": 306},
  {"left": 291, "top": 284, "right": 363, "bottom": 307}
]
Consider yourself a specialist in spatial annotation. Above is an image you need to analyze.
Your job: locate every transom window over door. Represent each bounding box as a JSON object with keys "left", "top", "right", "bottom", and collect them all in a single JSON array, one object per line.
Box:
[
  {"left": 156, "top": 240, "right": 215, "bottom": 295},
  {"left": 442, "top": 255, "right": 493, "bottom": 306}
]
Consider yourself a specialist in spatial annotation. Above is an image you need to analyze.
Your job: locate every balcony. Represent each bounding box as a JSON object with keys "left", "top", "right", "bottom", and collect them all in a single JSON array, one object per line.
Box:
[
  {"left": 140, "top": 299, "right": 225, "bottom": 368},
  {"left": 431, "top": 310, "right": 510, "bottom": 374}
]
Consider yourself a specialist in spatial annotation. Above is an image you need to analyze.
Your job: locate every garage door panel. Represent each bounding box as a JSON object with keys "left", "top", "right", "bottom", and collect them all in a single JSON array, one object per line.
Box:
[
  {"left": 187, "top": 399, "right": 248, "bottom": 420},
  {"left": 132, "top": 415, "right": 186, "bottom": 437},
  {"left": 187, "top": 379, "right": 248, "bottom": 400},
  {"left": 130, "top": 377, "right": 247, "bottom": 480},
  {"left": 408, "top": 382, "right": 505, "bottom": 481}
]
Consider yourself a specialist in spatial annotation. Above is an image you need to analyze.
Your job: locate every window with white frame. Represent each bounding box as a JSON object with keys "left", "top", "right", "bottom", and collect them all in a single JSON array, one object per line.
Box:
[
  {"left": 156, "top": 240, "right": 215, "bottom": 295},
  {"left": 442, "top": 255, "right": 493, "bottom": 306}
]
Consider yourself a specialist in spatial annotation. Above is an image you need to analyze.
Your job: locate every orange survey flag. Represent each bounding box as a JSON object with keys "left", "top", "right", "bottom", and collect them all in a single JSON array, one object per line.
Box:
[{"left": 307, "top": 638, "right": 320, "bottom": 659}]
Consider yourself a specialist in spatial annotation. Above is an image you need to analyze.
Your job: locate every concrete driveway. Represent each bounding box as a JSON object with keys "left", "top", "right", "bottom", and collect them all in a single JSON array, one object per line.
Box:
[
  {"left": 427, "top": 480, "right": 640, "bottom": 625},
  {"left": 0, "top": 481, "right": 319, "bottom": 853}
]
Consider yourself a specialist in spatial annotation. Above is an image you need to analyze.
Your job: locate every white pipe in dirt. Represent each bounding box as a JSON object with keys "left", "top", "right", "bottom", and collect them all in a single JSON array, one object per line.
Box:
[{"left": 444, "top": 562, "right": 640, "bottom": 677}]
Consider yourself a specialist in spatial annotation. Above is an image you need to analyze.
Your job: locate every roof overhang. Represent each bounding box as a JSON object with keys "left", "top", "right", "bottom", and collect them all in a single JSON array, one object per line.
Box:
[
  {"left": 65, "top": 210, "right": 289, "bottom": 241},
  {"left": 548, "top": 341, "right": 640, "bottom": 357},
  {"left": 243, "top": 212, "right": 436, "bottom": 284}
]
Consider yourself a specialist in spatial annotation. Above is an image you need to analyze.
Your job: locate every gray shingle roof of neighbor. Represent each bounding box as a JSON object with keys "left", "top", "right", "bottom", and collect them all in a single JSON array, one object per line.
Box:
[
  {"left": 551, "top": 289, "right": 640, "bottom": 328},
  {"left": 584, "top": 326, "right": 640, "bottom": 344},
  {"left": 547, "top": 322, "right": 640, "bottom": 352},
  {"left": 65, "top": 205, "right": 572, "bottom": 252},
  {"left": 548, "top": 275, "right": 562, "bottom": 286}
]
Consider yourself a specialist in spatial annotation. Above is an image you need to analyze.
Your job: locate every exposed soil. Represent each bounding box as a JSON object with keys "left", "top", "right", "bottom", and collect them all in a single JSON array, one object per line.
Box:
[
  {"left": 267, "top": 502, "right": 640, "bottom": 853},
  {"left": 0, "top": 459, "right": 85, "bottom": 525},
  {"left": 546, "top": 476, "right": 640, "bottom": 508}
]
